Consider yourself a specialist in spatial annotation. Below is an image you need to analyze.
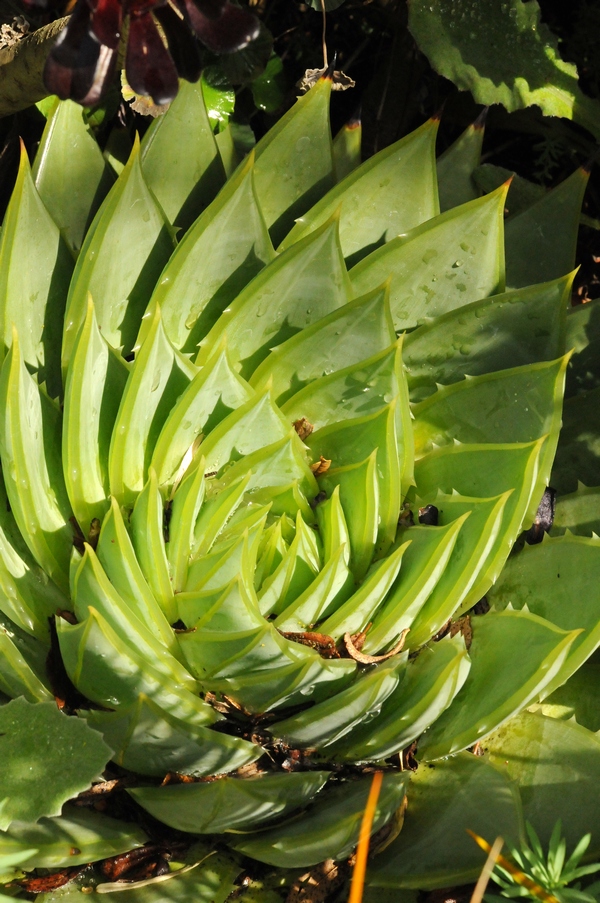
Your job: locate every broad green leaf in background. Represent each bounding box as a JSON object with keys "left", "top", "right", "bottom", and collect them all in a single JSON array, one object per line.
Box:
[
  {"left": 141, "top": 79, "right": 225, "bottom": 233},
  {"left": 0, "top": 698, "right": 112, "bottom": 829},
  {"left": 367, "top": 754, "right": 523, "bottom": 889},
  {"left": 505, "top": 167, "right": 589, "bottom": 289},
  {"left": 332, "top": 112, "right": 362, "bottom": 183},
  {"left": 150, "top": 152, "right": 274, "bottom": 355},
  {"left": 538, "top": 655, "right": 600, "bottom": 733},
  {"left": 0, "top": 806, "right": 147, "bottom": 869},
  {"left": 565, "top": 297, "right": 600, "bottom": 397},
  {"left": 552, "top": 485, "right": 600, "bottom": 537},
  {"left": 33, "top": 98, "right": 114, "bottom": 256},
  {"left": 407, "top": 0, "right": 600, "bottom": 141},
  {"left": 0, "top": 336, "right": 73, "bottom": 593},
  {"left": 251, "top": 55, "right": 287, "bottom": 114},
  {"left": 551, "top": 386, "right": 600, "bottom": 493},
  {"left": 403, "top": 275, "right": 571, "bottom": 402},
  {"left": 252, "top": 75, "right": 334, "bottom": 244},
  {"left": 0, "top": 612, "right": 52, "bottom": 702},
  {"left": 63, "top": 298, "right": 129, "bottom": 530},
  {"left": 232, "top": 774, "right": 409, "bottom": 867},
  {"left": 487, "top": 533, "right": 600, "bottom": 697},
  {"left": 0, "top": 143, "right": 73, "bottom": 398},
  {"left": 485, "top": 711, "right": 600, "bottom": 851},
  {"left": 281, "top": 117, "right": 439, "bottom": 265},
  {"left": 202, "top": 73, "right": 235, "bottom": 131},
  {"left": 436, "top": 113, "right": 485, "bottom": 212},
  {"left": 129, "top": 772, "right": 330, "bottom": 833},
  {"left": 62, "top": 139, "right": 175, "bottom": 370},
  {"left": 418, "top": 610, "right": 578, "bottom": 760},
  {"left": 349, "top": 184, "right": 506, "bottom": 331}
]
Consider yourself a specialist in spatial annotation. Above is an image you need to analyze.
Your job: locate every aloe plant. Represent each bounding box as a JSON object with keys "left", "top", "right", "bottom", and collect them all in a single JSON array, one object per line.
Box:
[{"left": 0, "top": 77, "right": 599, "bottom": 902}]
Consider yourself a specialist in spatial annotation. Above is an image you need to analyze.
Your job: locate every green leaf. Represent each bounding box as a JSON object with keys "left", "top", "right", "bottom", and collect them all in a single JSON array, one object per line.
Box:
[
  {"left": 418, "top": 609, "right": 579, "bottom": 760},
  {"left": 251, "top": 55, "right": 287, "bottom": 113},
  {"left": 249, "top": 284, "right": 396, "bottom": 406},
  {"left": 251, "top": 75, "right": 334, "bottom": 244},
  {"left": 473, "top": 163, "right": 546, "bottom": 218},
  {"left": 553, "top": 485, "right": 600, "bottom": 537},
  {"left": 0, "top": 143, "right": 74, "bottom": 398},
  {"left": 231, "top": 773, "right": 409, "bottom": 867},
  {"left": 32, "top": 99, "right": 114, "bottom": 256},
  {"left": 281, "top": 117, "right": 439, "bottom": 266},
  {"left": 540, "top": 656, "right": 600, "bottom": 733},
  {"left": 505, "top": 167, "right": 589, "bottom": 289},
  {"left": 403, "top": 275, "right": 571, "bottom": 402},
  {"left": 0, "top": 806, "right": 147, "bottom": 869},
  {"left": 332, "top": 113, "right": 362, "bottom": 183},
  {"left": 486, "top": 533, "right": 600, "bottom": 698},
  {"left": 151, "top": 344, "right": 252, "bottom": 492},
  {"left": 62, "top": 138, "right": 174, "bottom": 369},
  {"left": 0, "top": 698, "right": 112, "bottom": 829},
  {"left": 565, "top": 297, "right": 600, "bottom": 397},
  {"left": 349, "top": 184, "right": 506, "bottom": 330},
  {"left": 257, "top": 513, "right": 321, "bottom": 616},
  {"left": 0, "top": 336, "right": 73, "bottom": 593},
  {"left": 411, "top": 358, "right": 568, "bottom": 487},
  {"left": 96, "top": 497, "right": 177, "bottom": 652},
  {"left": 192, "top": 473, "right": 252, "bottom": 557},
  {"left": 63, "top": 297, "right": 129, "bottom": 530},
  {"left": 367, "top": 754, "right": 523, "bottom": 889},
  {"left": 270, "top": 656, "right": 405, "bottom": 749},
  {"left": 130, "top": 469, "right": 176, "bottom": 622},
  {"left": 485, "top": 711, "right": 600, "bottom": 851},
  {"left": 437, "top": 115, "right": 485, "bottom": 212},
  {"left": 86, "top": 693, "right": 261, "bottom": 778},
  {"left": 332, "top": 634, "right": 470, "bottom": 761},
  {"left": 197, "top": 215, "right": 351, "bottom": 380},
  {"left": 149, "top": 153, "right": 274, "bottom": 355},
  {"left": 0, "top": 613, "right": 52, "bottom": 702},
  {"left": 141, "top": 79, "right": 225, "bottom": 232},
  {"left": 407, "top": 0, "right": 600, "bottom": 140},
  {"left": 551, "top": 387, "right": 600, "bottom": 494},
  {"left": 129, "top": 772, "right": 330, "bottom": 833},
  {"left": 202, "top": 72, "right": 235, "bottom": 131},
  {"left": 167, "top": 462, "right": 206, "bottom": 594},
  {"left": 108, "top": 305, "right": 195, "bottom": 507}
]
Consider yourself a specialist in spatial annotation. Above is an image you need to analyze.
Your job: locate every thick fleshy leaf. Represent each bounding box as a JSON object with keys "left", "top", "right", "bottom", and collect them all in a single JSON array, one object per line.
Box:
[
  {"left": 0, "top": 613, "right": 52, "bottom": 702},
  {"left": 418, "top": 609, "right": 579, "bottom": 760},
  {"left": 565, "top": 297, "right": 600, "bottom": 397},
  {"left": 130, "top": 470, "right": 176, "bottom": 622},
  {"left": 86, "top": 694, "right": 261, "bottom": 778},
  {"left": 258, "top": 512, "right": 321, "bottom": 616},
  {"left": 332, "top": 635, "right": 470, "bottom": 761},
  {"left": 251, "top": 75, "right": 334, "bottom": 244},
  {"left": 551, "top": 386, "right": 600, "bottom": 494},
  {"left": 151, "top": 343, "right": 252, "bottom": 491},
  {"left": 129, "top": 772, "right": 330, "bottom": 833},
  {"left": 150, "top": 153, "right": 274, "bottom": 355},
  {"left": 332, "top": 114, "right": 362, "bottom": 183},
  {"left": 249, "top": 285, "right": 395, "bottom": 406},
  {"left": 273, "top": 544, "right": 352, "bottom": 631},
  {"left": 63, "top": 298, "right": 129, "bottom": 530},
  {"left": 436, "top": 115, "right": 485, "bottom": 212},
  {"left": 349, "top": 184, "right": 506, "bottom": 330},
  {"left": 270, "top": 656, "right": 405, "bottom": 749},
  {"left": 505, "top": 167, "right": 589, "bottom": 289},
  {"left": 0, "top": 806, "right": 147, "bottom": 870},
  {"left": 0, "top": 337, "right": 73, "bottom": 593},
  {"left": 197, "top": 216, "right": 351, "bottom": 379},
  {"left": 231, "top": 773, "right": 410, "bottom": 867},
  {"left": 0, "top": 144, "right": 73, "bottom": 398},
  {"left": 108, "top": 306, "right": 195, "bottom": 507},
  {"left": 32, "top": 99, "right": 114, "bottom": 256},
  {"left": 281, "top": 118, "right": 439, "bottom": 266},
  {"left": 403, "top": 275, "right": 571, "bottom": 401},
  {"left": 141, "top": 79, "right": 225, "bottom": 232},
  {"left": 367, "top": 754, "right": 523, "bottom": 889},
  {"left": 62, "top": 138, "right": 174, "bottom": 370},
  {"left": 0, "top": 698, "right": 112, "bottom": 829},
  {"left": 485, "top": 711, "right": 600, "bottom": 850},
  {"left": 538, "top": 657, "right": 600, "bottom": 732},
  {"left": 487, "top": 533, "right": 600, "bottom": 698},
  {"left": 552, "top": 485, "right": 600, "bottom": 537}
]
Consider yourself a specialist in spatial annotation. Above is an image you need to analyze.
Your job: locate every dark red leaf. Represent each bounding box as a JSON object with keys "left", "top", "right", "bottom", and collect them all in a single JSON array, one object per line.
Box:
[
  {"left": 90, "top": 0, "right": 123, "bottom": 49},
  {"left": 184, "top": 0, "right": 259, "bottom": 53},
  {"left": 125, "top": 12, "right": 180, "bottom": 105},
  {"left": 43, "top": 0, "right": 118, "bottom": 105},
  {"left": 153, "top": 4, "right": 201, "bottom": 83}
]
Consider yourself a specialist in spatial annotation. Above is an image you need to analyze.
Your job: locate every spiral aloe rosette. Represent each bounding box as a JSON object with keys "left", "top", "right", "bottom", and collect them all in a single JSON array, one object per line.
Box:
[{"left": 0, "top": 78, "right": 599, "bottom": 898}]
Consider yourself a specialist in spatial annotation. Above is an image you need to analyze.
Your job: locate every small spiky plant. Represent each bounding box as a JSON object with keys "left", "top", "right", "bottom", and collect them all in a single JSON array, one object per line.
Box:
[{"left": 0, "top": 77, "right": 599, "bottom": 901}]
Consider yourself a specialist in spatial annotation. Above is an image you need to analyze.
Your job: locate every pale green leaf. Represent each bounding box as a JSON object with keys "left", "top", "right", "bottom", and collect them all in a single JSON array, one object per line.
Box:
[
  {"left": 332, "top": 114, "right": 362, "bottom": 183},
  {"left": 437, "top": 115, "right": 485, "bottom": 212},
  {"left": 552, "top": 485, "right": 600, "bottom": 537},
  {"left": 130, "top": 469, "right": 176, "bottom": 622}
]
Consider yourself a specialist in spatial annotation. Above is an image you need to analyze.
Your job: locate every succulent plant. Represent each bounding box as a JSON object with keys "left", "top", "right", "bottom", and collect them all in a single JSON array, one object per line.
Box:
[{"left": 0, "top": 76, "right": 599, "bottom": 902}]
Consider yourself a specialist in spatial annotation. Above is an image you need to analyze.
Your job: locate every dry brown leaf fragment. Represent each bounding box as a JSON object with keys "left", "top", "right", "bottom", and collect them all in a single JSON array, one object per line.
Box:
[
  {"left": 449, "top": 615, "right": 473, "bottom": 649},
  {"left": 280, "top": 630, "right": 340, "bottom": 659},
  {"left": 297, "top": 68, "right": 356, "bottom": 93},
  {"left": 293, "top": 417, "right": 314, "bottom": 440},
  {"left": 343, "top": 628, "right": 410, "bottom": 664},
  {"left": 310, "top": 456, "right": 331, "bottom": 475}
]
